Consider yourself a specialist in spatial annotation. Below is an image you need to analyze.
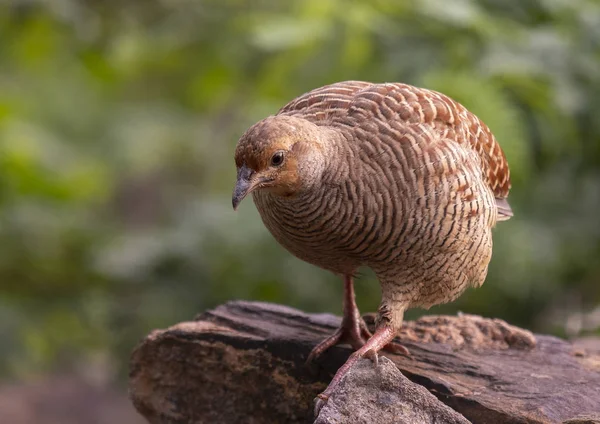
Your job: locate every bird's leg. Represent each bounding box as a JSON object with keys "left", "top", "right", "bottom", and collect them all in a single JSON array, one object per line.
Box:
[
  {"left": 307, "top": 275, "right": 409, "bottom": 363},
  {"left": 313, "top": 324, "right": 399, "bottom": 416},
  {"left": 307, "top": 274, "right": 366, "bottom": 363}
]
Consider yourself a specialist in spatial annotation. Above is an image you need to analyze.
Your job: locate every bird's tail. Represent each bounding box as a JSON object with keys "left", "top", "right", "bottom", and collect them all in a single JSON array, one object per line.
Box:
[{"left": 495, "top": 197, "right": 513, "bottom": 221}]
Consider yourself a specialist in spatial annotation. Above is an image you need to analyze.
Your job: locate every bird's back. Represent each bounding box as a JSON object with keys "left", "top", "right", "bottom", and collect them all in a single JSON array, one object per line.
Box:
[{"left": 278, "top": 81, "right": 512, "bottom": 220}]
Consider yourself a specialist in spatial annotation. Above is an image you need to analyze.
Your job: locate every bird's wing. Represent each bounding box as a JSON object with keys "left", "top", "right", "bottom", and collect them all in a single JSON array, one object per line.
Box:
[
  {"left": 278, "top": 81, "right": 372, "bottom": 121},
  {"left": 279, "top": 81, "right": 512, "bottom": 219}
]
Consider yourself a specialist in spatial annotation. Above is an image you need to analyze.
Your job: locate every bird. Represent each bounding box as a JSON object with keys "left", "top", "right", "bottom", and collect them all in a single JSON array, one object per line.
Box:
[{"left": 232, "top": 80, "right": 512, "bottom": 412}]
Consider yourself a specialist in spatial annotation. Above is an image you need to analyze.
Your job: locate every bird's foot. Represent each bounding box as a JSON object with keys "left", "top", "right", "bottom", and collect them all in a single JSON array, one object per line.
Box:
[
  {"left": 313, "top": 325, "right": 403, "bottom": 417},
  {"left": 306, "top": 314, "right": 372, "bottom": 363},
  {"left": 307, "top": 316, "right": 409, "bottom": 363},
  {"left": 313, "top": 348, "right": 370, "bottom": 417}
]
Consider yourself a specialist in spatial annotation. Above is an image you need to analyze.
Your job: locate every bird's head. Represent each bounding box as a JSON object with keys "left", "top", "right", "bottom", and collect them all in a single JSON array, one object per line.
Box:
[{"left": 232, "top": 115, "right": 327, "bottom": 210}]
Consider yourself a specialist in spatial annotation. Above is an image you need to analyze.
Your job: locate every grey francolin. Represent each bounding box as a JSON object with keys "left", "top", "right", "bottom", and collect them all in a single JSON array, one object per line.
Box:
[{"left": 232, "top": 81, "right": 512, "bottom": 409}]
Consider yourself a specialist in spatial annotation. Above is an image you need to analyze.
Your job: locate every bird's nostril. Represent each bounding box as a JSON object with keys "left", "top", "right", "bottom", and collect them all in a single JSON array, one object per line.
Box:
[{"left": 237, "top": 165, "right": 253, "bottom": 181}]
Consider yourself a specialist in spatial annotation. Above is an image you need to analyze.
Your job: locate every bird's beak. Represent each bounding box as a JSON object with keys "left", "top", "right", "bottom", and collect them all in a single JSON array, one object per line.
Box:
[{"left": 232, "top": 165, "right": 255, "bottom": 210}]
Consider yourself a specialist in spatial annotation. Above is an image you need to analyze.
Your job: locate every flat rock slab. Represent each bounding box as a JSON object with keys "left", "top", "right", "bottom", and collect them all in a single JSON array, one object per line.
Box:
[{"left": 129, "top": 301, "right": 600, "bottom": 424}]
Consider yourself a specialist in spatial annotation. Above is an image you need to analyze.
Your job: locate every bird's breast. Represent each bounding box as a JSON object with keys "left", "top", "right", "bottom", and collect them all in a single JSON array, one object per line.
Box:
[{"left": 251, "top": 172, "right": 408, "bottom": 274}]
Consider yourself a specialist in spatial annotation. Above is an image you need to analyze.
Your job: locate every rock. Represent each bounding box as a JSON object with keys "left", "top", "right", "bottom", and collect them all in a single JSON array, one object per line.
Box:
[
  {"left": 128, "top": 301, "right": 600, "bottom": 424},
  {"left": 563, "top": 415, "right": 600, "bottom": 424},
  {"left": 314, "top": 357, "right": 470, "bottom": 424}
]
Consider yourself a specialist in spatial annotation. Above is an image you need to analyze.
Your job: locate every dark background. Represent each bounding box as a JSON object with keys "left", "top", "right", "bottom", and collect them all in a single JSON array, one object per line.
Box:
[{"left": 1, "top": 0, "right": 599, "bottom": 422}]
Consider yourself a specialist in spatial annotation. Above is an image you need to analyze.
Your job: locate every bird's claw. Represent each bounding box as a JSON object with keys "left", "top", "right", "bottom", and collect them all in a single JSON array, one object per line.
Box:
[
  {"left": 385, "top": 341, "right": 411, "bottom": 356},
  {"left": 365, "top": 349, "right": 378, "bottom": 365},
  {"left": 312, "top": 352, "right": 383, "bottom": 417},
  {"left": 314, "top": 393, "right": 329, "bottom": 417}
]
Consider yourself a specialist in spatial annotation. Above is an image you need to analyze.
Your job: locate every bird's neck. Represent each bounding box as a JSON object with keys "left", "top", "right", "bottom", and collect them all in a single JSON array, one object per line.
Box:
[{"left": 318, "top": 127, "right": 355, "bottom": 188}]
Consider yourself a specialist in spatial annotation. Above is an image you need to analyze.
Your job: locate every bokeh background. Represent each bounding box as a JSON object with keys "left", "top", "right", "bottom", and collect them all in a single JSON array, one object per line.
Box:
[{"left": 1, "top": 0, "right": 599, "bottom": 422}]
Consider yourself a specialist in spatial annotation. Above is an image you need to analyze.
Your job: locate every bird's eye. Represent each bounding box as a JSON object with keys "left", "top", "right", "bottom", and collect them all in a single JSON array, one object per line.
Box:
[{"left": 270, "top": 151, "right": 285, "bottom": 167}]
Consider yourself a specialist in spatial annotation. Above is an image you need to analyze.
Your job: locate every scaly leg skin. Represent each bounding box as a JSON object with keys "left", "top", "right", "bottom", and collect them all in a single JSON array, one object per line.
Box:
[
  {"left": 307, "top": 275, "right": 369, "bottom": 362},
  {"left": 313, "top": 324, "right": 399, "bottom": 416},
  {"left": 306, "top": 275, "right": 409, "bottom": 364}
]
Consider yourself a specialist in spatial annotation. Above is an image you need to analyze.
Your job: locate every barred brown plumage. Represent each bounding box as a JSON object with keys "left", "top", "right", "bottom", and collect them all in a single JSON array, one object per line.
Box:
[{"left": 232, "top": 81, "right": 513, "bottom": 412}]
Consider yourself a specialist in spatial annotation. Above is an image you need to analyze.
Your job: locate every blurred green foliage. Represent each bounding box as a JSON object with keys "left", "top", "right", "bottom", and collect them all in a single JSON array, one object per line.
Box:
[{"left": 0, "top": 0, "right": 599, "bottom": 382}]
